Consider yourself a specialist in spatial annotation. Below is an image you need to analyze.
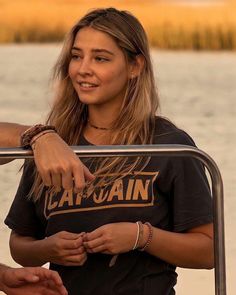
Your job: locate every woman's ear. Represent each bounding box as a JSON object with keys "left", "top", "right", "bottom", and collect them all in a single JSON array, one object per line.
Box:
[{"left": 129, "top": 55, "right": 145, "bottom": 79}]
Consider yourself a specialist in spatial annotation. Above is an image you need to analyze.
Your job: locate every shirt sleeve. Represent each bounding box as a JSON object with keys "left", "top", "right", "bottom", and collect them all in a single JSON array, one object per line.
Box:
[
  {"left": 168, "top": 130, "right": 213, "bottom": 232},
  {"left": 4, "top": 160, "right": 45, "bottom": 239}
]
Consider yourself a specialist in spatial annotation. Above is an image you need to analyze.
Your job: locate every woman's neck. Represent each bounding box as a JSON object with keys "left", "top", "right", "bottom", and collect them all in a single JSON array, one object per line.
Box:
[
  {"left": 83, "top": 125, "right": 112, "bottom": 145},
  {"left": 87, "top": 104, "right": 119, "bottom": 129},
  {"left": 84, "top": 104, "right": 121, "bottom": 145}
]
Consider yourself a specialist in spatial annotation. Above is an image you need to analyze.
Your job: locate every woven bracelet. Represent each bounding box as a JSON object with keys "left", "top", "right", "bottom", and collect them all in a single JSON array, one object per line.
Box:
[
  {"left": 20, "top": 124, "right": 56, "bottom": 149},
  {"left": 139, "top": 222, "right": 153, "bottom": 251}
]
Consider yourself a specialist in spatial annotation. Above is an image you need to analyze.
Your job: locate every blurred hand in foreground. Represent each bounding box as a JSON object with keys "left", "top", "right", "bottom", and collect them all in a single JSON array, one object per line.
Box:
[{"left": 0, "top": 265, "right": 68, "bottom": 295}]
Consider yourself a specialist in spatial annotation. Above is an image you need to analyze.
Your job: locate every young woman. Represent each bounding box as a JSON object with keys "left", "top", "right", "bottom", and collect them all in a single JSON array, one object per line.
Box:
[{"left": 5, "top": 8, "right": 214, "bottom": 295}]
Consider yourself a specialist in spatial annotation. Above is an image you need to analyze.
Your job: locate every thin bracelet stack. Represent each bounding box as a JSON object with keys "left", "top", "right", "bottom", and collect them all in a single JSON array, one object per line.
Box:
[
  {"left": 20, "top": 124, "right": 57, "bottom": 149},
  {"left": 30, "top": 130, "right": 56, "bottom": 150},
  {"left": 132, "top": 221, "right": 143, "bottom": 250},
  {"left": 132, "top": 221, "right": 153, "bottom": 251}
]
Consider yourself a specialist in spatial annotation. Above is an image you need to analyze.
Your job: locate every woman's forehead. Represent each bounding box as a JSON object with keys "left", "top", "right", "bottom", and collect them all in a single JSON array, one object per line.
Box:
[{"left": 73, "top": 27, "right": 120, "bottom": 52}]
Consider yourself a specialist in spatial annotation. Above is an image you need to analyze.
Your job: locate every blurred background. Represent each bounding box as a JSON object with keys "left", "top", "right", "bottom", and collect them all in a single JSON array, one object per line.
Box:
[
  {"left": 0, "top": 0, "right": 236, "bottom": 49},
  {"left": 0, "top": 1, "right": 235, "bottom": 294}
]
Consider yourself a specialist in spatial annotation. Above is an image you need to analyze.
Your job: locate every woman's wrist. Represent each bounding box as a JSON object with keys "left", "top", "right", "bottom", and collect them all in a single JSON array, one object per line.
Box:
[
  {"left": 138, "top": 223, "right": 150, "bottom": 249},
  {"left": 30, "top": 130, "right": 57, "bottom": 150},
  {"left": 132, "top": 222, "right": 152, "bottom": 251},
  {"left": 139, "top": 222, "right": 153, "bottom": 251},
  {"left": 20, "top": 124, "right": 56, "bottom": 149},
  {"left": 31, "top": 239, "right": 49, "bottom": 266}
]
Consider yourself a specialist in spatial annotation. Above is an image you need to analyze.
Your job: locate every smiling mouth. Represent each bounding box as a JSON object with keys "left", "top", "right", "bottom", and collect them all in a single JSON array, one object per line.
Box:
[{"left": 79, "top": 82, "right": 98, "bottom": 88}]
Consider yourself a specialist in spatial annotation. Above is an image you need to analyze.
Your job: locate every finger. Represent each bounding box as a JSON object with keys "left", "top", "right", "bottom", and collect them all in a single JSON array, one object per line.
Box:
[
  {"left": 83, "top": 165, "right": 95, "bottom": 182},
  {"left": 83, "top": 237, "right": 103, "bottom": 249},
  {"left": 61, "top": 171, "right": 73, "bottom": 190},
  {"left": 42, "top": 279, "right": 68, "bottom": 295},
  {"left": 86, "top": 244, "right": 107, "bottom": 253},
  {"left": 26, "top": 267, "right": 64, "bottom": 286},
  {"left": 13, "top": 268, "right": 40, "bottom": 284},
  {"left": 61, "top": 236, "right": 84, "bottom": 250},
  {"left": 19, "top": 272, "right": 40, "bottom": 283},
  {"left": 34, "top": 155, "right": 52, "bottom": 187},
  {"left": 59, "top": 231, "right": 83, "bottom": 240},
  {"left": 72, "top": 165, "right": 86, "bottom": 192},
  {"left": 63, "top": 253, "right": 87, "bottom": 266},
  {"left": 64, "top": 246, "right": 85, "bottom": 256},
  {"left": 58, "top": 285, "right": 68, "bottom": 295},
  {"left": 40, "top": 170, "right": 52, "bottom": 187},
  {"left": 84, "top": 229, "right": 103, "bottom": 241},
  {"left": 51, "top": 173, "right": 62, "bottom": 190}
]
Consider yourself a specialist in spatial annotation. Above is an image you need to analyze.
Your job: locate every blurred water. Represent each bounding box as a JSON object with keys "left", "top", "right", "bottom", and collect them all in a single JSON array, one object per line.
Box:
[{"left": 0, "top": 45, "right": 235, "bottom": 294}]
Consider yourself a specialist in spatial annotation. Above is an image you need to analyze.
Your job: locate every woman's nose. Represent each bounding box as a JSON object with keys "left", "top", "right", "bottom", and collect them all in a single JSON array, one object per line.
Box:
[{"left": 78, "top": 58, "right": 93, "bottom": 76}]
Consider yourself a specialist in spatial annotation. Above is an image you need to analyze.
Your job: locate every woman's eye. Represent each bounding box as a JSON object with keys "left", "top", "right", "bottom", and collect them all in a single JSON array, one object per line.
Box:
[
  {"left": 95, "top": 56, "right": 109, "bottom": 62},
  {"left": 71, "top": 54, "right": 81, "bottom": 60}
]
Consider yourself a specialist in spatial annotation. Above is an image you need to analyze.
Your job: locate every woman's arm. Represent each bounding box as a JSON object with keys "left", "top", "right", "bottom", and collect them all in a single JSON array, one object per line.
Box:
[
  {"left": 0, "top": 122, "right": 28, "bottom": 147},
  {"left": 0, "top": 123, "right": 29, "bottom": 165},
  {"left": 146, "top": 223, "right": 214, "bottom": 269},
  {"left": 83, "top": 222, "right": 214, "bottom": 269},
  {"left": 9, "top": 233, "right": 46, "bottom": 267},
  {"left": 0, "top": 122, "right": 94, "bottom": 189},
  {"left": 10, "top": 231, "right": 87, "bottom": 267}
]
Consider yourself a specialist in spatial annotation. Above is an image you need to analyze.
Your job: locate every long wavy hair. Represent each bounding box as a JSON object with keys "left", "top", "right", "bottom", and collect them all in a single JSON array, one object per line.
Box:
[{"left": 30, "top": 7, "right": 160, "bottom": 200}]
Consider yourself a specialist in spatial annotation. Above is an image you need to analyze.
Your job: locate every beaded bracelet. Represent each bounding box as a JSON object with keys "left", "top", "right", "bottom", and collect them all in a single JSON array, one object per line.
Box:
[
  {"left": 139, "top": 222, "right": 153, "bottom": 251},
  {"left": 20, "top": 124, "right": 56, "bottom": 149}
]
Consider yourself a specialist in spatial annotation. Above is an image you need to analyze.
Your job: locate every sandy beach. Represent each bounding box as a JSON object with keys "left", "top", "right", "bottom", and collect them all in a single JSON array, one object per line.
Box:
[{"left": 0, "top": 45, "right": 235, "bottom": 294}]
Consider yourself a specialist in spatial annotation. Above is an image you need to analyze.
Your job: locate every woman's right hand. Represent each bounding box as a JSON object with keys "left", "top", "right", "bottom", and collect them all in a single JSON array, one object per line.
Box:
[
  {"left": 42, "top": 231, "right": 87, "bottom": 266},
  {"left": 32, "top": 132, "right": 95, "bottom": 192}
]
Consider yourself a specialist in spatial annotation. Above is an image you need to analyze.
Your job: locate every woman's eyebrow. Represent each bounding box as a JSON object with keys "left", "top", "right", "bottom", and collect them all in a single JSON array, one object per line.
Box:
[
  {"left": 71, "top": 46, "right": 114, "bottom": 55},
  {"left": 92, "top": 49, "right": 114, "bottom": 56},
  {"left": 71, "top": 46, "right": 81, "bottom": 52}
]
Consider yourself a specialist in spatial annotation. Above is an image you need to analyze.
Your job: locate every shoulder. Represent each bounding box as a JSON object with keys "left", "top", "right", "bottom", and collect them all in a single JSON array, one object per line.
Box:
[{"left": 153, "top": 116, "right": 196, "bottom": 147}]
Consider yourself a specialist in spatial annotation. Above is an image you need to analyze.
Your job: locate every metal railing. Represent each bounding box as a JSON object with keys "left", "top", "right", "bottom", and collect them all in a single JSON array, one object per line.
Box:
[{"left": 0, "top": 144, "right": 226, "bottom": 295}]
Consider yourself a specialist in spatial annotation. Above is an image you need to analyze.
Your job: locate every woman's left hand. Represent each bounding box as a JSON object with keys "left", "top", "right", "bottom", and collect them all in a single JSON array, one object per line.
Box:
[{"left": 83, "top": 223, "right": 137, "bottom": 254}]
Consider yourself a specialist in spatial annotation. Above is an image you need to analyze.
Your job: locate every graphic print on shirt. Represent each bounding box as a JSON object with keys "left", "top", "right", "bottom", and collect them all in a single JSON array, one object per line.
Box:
[{"left": 44, "top": 171, "right": 159, "bottom": 219}]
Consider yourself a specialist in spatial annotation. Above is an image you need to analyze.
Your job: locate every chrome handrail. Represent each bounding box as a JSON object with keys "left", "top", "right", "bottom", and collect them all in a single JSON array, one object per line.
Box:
[{"left": 0, "top": 144, "right": 226, "bottom": 295}]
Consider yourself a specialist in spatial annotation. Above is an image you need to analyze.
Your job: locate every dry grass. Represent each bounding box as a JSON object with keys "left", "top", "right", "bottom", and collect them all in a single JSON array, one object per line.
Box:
[{"left": 0, "top": 0, "right": 236, "bottom": 49}]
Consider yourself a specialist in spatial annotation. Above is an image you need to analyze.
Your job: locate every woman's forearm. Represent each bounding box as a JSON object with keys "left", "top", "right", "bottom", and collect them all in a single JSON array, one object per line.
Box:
[
  {"left": 0, "top": 123, "right": 29, "bottom": 147},
  {"left": 0, "top": 123, "right": 29, "bottom": 165},
  {"left": 145, "top": 223, "right": 214, "bottom": 269},
  {"left": 10, "top": 232, "right": 48, "bottom": 267}
]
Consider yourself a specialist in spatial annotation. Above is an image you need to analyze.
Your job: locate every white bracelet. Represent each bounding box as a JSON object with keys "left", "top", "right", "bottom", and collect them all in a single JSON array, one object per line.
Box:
[{"left": 132, "top": 221, "right": 140, "bottom": 250}]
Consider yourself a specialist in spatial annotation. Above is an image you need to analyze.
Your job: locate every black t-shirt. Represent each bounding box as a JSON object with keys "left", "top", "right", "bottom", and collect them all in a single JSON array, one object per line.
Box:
[{"left": 5, "top": 117, "right": 213, "bottom": 295}]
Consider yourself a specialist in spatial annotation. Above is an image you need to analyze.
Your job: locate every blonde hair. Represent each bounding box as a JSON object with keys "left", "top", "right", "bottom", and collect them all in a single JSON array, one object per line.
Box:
[{"left": 30, "top": 7, "right": 160, "bottom": 200}]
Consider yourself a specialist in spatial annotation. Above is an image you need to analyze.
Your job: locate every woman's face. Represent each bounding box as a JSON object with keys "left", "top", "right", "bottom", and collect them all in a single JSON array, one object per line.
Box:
[{"left": 69, "top": 27, "right": 132, "bottom": 109}]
